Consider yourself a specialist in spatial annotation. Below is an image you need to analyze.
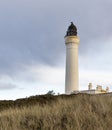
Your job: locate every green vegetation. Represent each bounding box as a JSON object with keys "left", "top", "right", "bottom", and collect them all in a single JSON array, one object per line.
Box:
[
  {"left": 0, "top": 94, "right": 112, "bottom": 130},
  {"left": 46, "top": 90, "right": 55, "bottom": 95}
]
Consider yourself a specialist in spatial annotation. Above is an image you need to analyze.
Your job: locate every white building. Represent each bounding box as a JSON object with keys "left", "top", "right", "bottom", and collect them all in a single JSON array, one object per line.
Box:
[
  {"left": 80, "top": 83, "right": 109, "bottom": 94},
  {"left": 65, "top": 22, "right": 80, "bottom": 94}
]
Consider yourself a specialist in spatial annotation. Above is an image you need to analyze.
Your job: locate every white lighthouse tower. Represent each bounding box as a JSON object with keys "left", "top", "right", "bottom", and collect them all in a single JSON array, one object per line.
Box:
[{"left": 65, "top": 22, "right": 80, "bottom": 94}]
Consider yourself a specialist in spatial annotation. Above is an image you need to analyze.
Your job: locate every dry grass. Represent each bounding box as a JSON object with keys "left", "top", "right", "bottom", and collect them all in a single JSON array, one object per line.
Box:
[{"left": 0, "top": 94, "right": 112, "bottom": 130}]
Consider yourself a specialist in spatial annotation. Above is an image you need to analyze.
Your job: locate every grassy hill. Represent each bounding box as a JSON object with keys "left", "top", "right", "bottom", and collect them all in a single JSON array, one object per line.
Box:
[{"left": 0, "top": 94, "right": 112, "bottom": 130}]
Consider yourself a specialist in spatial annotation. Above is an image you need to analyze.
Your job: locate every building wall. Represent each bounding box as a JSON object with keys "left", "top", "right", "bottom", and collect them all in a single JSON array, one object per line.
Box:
[{"left": 65, "top": 36, "right": 79, "bottom": 94}]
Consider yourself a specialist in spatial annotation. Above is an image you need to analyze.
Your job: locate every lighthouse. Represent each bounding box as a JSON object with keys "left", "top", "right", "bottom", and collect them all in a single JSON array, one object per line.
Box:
[{"left": 65, "top": 22, "right": 80, "bottom": 94}]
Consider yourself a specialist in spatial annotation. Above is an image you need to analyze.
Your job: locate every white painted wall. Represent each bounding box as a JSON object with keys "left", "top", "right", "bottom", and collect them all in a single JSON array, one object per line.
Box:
[{"left": 65, "top": 36, "right": 80, "bottom": 94}]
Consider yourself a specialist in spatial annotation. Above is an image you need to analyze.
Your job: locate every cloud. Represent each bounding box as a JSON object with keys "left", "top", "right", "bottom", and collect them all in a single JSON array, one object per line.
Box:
[
  {"left": 0, "top": 63, "right": 65, "bottom": 95},
  {"left": 8, "top": 63, "right": 65, "bottom": 86},
  {"left": 0, "top": 0, "right": 112, "bottom": 74},
  {"left": 27, "top": 64, "right": 65, "bottom": 85},
  {"left": 0, "top": 82, "right": 17, "bottom": 90},
  {"left": 79, "top": 37, "right": 112, "bottom": 71}
]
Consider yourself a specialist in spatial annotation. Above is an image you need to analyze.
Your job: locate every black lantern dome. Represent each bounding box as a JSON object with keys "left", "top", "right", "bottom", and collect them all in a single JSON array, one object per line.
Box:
[{"left": 65, "top": 22, "right": 77, "bottom": 37}]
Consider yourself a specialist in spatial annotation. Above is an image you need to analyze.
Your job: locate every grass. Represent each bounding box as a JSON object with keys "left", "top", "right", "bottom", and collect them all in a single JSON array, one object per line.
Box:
[{"left": 0, "top": 94, "right": 112, "bottom": 130}]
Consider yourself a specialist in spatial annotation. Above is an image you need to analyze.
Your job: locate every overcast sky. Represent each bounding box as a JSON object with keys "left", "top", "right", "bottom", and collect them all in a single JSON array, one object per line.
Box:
[{"left": 0, "top": 0, "right": 112, "bottom": 99}]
